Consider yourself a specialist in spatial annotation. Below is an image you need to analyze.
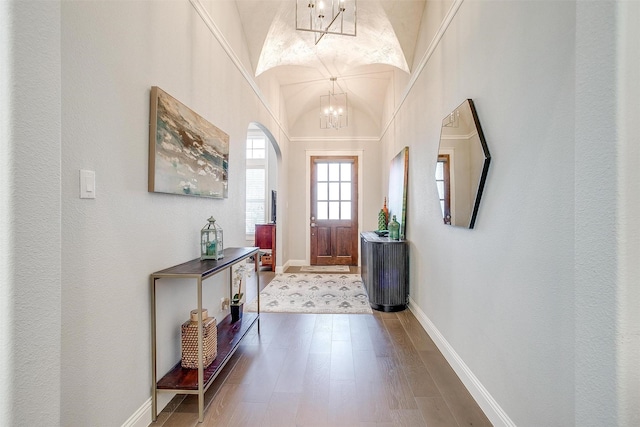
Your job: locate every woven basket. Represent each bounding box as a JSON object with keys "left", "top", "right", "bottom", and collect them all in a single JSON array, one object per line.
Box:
[{"left": 181, "top": 310, "right": 217, "bottom": 369}]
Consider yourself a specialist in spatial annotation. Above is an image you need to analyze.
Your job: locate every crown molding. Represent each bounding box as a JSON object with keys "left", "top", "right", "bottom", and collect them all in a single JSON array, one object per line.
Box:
[
  {"left": 380, "top": 0, "right": 464, "bottom": 140},
  {"left": 191, "top": 0, "right": 465, "bottom": 144},
  {"left": 189, "top": 0, "right": 290, "bottom": 141},
  {"left": 290, "top": 136, "right": 380, "bottom": 143},
  {"left": 440, "top": 130, "right": 478, "bottom": 140}
]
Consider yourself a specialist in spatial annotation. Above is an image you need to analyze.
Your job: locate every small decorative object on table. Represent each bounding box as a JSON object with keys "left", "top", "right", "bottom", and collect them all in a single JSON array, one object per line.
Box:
[
  {"left": 389, "top": 215, "right": 400, "bottom": 240},
  {"left": 181, "top": 309, "right": 217, "bottom": 369},
  {"left": 230, "top": 263, "right": 250, "bottom": 322},
  {"left": 378, "top": 209, "right": 387, "bottom": 231},
  {"left": 383, "top": 197, "right": 389, "bottom": 224},
  {"left": 231, "top": 302, "right": 243, "bottom": 322},
  {"left": 200, "top": 216, "right": 224, "bottom": 260}
]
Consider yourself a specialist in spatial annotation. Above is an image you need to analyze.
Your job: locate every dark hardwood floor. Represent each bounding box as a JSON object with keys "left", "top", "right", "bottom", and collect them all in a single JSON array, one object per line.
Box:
[{"left": 151, "top": 266, "right": 492, "bottom": 427}]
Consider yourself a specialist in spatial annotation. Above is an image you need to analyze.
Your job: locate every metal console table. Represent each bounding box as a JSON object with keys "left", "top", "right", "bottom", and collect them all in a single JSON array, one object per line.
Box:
[{"left": 150, "top": 247, "right": 260, "bottom": 423}]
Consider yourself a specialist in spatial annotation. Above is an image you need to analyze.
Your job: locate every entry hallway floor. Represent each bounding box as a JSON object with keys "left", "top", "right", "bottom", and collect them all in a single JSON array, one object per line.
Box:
[{"left": 151, "top": 309, "right": 493, "bottom": 426}]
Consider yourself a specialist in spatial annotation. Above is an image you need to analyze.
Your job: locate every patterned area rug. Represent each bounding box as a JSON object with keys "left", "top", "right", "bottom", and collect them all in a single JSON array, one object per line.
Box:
[
  {"left": 299, "top": 265, "right": 350, "bottom": 272},
  {"left": 246, "top": 273, "right": 372, "bottom": 314}
]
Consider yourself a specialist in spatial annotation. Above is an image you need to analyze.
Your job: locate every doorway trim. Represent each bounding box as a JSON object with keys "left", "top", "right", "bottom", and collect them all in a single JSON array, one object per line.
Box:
[
  {"left": 305, "top": 149, "right": 363, "bottom": 266},
  {"left": 249, "top": 122, "right": 282, "bottom": 272}
]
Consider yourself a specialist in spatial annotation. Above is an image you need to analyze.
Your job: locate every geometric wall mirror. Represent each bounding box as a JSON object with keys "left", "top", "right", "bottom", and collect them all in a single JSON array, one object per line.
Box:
[{"left": 435, "top": 99, "right": 491, "bottom": 228}]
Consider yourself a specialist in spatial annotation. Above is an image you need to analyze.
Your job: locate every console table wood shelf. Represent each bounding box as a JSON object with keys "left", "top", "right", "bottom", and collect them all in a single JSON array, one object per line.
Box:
[
  {"left": 150, "top": 247, "right": 260, "bottom": 423},
  {"left": 360, "top": 232, "right": 409, "bottom": 312}
]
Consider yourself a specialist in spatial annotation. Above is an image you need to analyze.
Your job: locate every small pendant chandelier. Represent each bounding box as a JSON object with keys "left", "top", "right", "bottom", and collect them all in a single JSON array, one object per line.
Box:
[{"left": 320, "top": 77, "right": 348, "bottom": 130}]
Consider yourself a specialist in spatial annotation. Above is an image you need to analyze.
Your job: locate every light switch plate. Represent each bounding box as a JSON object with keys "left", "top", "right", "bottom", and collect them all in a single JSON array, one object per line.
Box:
[{"left": 80, "top": 169, "right": 96, "bottom": 199}]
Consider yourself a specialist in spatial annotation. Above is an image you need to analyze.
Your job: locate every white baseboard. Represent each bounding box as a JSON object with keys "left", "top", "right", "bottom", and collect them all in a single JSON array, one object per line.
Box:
[
  {"left": 408, "top": 298, "right": 516, "bottom": 427},
  {"left": 287, "top": 259, "right": 307, "bottom": 267},
  {"left": 121, "top": 393, "right": 175, "bottom": 427}
]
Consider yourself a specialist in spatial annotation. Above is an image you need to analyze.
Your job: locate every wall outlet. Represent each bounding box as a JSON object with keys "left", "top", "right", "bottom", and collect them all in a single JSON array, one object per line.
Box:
[{"left": 221, "top": 297, "right": 230, "bottom": 310}]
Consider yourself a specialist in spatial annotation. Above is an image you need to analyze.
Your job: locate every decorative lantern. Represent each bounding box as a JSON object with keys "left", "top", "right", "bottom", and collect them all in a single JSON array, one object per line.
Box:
[{"left": 200, "top": 216, "right": 224, "bottom": 260}]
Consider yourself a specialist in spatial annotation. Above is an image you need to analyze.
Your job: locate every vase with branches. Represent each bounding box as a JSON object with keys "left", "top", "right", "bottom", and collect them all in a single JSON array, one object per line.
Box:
[
  {"left": 231, "top": 263, "right": 251, "bottom": 322},
  {"left": 232, "top": 263, "right": 251, "bottom": 305}
]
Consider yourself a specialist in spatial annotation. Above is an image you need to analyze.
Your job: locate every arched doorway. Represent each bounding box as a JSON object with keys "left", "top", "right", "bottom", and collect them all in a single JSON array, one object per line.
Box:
[{"left": 244, "top": 122, "right": 281, "bottom": 271}]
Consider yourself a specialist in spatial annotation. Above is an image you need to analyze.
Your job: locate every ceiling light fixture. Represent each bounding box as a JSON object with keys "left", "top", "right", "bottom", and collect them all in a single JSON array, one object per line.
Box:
[
  {"left": 320, "top": 77, "right": 348, "bottom": 130},
  {"left": 296, "top": 0, "right": 357, "bottom": 45}
]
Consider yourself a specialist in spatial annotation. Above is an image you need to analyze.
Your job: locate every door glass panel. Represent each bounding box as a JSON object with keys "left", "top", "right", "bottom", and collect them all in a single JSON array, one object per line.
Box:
[
  {"left": 341, "top": 183, "right": 351, "bottom": 200},
  {"left": 340, "top": 163, "right": 351, "bottom": 181},
  {"left": 317, "top": 163, "right": 328, "bottom": 181},
  {"left": 317, "top": 182, "right": 328, "bottom": 201},
  {"left": 317, "top": 201, "right": 328, "bottom": 220},
  {"left": 329, "top": 183, "right": 340, "bottom": 200},
  {"left": 329, "top": 202, "right": 340, "bottom": 219},
  {"left": 314, "top": 159, "right": 355, "bottom": 222},
  {"left": 436, "top": 181, "right": 444, "bottom": 198},
  {"left": 440, "top": 201, "right": 445, "bottom": 215},
  {"left": 435, "top": 162, "right": 443, "bottom": 180},
  {"left": 341, "top": 202, "right": 351, "bottom": 219},
  {"left": 329, "top": 163, "right": 340, "bottom": 181}
]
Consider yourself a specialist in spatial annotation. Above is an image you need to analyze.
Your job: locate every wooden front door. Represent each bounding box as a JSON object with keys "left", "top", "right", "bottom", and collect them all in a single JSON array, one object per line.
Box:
[{"left": 310, "top": 156, "right": 358, "bottom": 265}]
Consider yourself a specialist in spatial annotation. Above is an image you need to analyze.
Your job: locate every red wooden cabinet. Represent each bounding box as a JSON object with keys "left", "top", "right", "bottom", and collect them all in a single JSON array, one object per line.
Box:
[{"left": 255, "top": 224, "right": 276, "bottom": 271}]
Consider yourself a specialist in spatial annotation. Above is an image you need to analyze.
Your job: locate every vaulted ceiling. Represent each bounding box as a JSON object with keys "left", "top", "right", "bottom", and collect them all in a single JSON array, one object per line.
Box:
[{"left": 235, "top": 0, "right": 427, "bottom": 136}]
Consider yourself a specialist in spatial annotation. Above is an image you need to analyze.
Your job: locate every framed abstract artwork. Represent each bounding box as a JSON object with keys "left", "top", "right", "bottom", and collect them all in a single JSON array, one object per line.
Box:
[{"left": 149, "top": 86, "right": 229, "bottom": 198}]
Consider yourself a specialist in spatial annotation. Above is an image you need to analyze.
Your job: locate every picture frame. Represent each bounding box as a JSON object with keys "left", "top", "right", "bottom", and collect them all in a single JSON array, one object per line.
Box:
[
  {"left": 148, "top": 86, "right": 229, "bottom": 198},
  {"left": 388, "top": 146, "right": 409, "bottom": 239}
]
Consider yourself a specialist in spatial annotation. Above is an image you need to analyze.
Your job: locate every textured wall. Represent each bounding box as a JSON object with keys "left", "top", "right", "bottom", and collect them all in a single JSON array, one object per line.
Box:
[
  {"left": 1, "top": 1, "right": 62, "bottom": 425},
  {"left": 60, "top": 1, "right": 282, "bottom": 424},
  {"left": 571, "top": 3, "right": 640, "bottom": 424},
  {"left": 616, "top": 2, "right": 640, "bottom": 425},
  {"left": 286, "top": 140, "right": 382, "bottom": 264},
  {"left": 5, "top": 1, "right": 635, "bottom": 425},
  {"left": 388, "top": 1, "right": 577, "bottom": 425}
]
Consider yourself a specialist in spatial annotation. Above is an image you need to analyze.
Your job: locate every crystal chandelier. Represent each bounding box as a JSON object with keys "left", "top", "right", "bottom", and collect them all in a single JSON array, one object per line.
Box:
[
  {"left": 296, "top": 0, "right": 357, "bottom": 45},
  {"left": 320, "top": 77, "right": 348, "bottom": 130}
]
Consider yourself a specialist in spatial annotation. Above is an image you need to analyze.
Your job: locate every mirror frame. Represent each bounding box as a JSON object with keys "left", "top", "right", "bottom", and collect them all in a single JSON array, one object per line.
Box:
[
  {"left": 436, "top": 99, "right": 491, "bottom": 229},
  {"left": 388, "top": 146, "right": 409, "bottom": 239}
]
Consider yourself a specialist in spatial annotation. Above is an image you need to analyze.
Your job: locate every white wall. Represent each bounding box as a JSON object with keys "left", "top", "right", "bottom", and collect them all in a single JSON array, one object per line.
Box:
[
  {"left": 573, "top": 2, "right": 616, "bottom": 425},
  {"left": 286, "top": 139, "right": 382, "bottom": 263},
  {"left": 268, "top": 140, "right": 277, "bottom": 222},
  {"left": 290, "top": 106, "right": 381, "bottom": 140},
  {"left": 285, "top": 93, "right": 383, "bottom": 266},
  {"left": 573, "top": 2, "right": 640, "bottom": 425},
  {"left": 5, "top": 0, "right": 637, "bottom": 425},
  {"left": 382, "top": 0, "right": 640, "bottom": 425},
  {"left": 1, "top": 1, "right": 62, "bottom": 425},
  {"left": 387, "top": 1, "right": 577, "bottom": 425},
  {"left": 616, "top": 2, "right": 640, "bottom": 425},
  {"left": 58, "top": 1, "right": 285, "bottom": 425}
]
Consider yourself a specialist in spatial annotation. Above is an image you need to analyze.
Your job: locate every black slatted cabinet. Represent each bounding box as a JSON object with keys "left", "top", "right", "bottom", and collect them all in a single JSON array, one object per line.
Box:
[{"left": 360, "top": 232, "right": 409, "bottom": 312}]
